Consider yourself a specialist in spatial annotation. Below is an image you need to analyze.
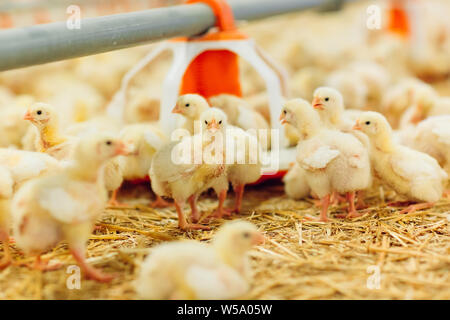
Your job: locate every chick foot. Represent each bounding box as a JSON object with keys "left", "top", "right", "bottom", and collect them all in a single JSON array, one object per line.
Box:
[
  {"left": 108, "top": 189, "right": 127, "bottom": 207},
  {"left": 20, "top": 255, "right": 63, "bottom": 271},
  {"left": 175, "top": 201, "right": 210, "bottom": 231},
  {"left": 150, "top": 195, "right": 173, "bottom": 208},
  {"left": 356, "top": 190, "right": 369, "bottom": 209},
  {"left": 398, "top": 203, "right": 434, "bottom": 215},
  {"left": 212, "top": 190, "right": 232, "bottom": 219},
  {"left": 336, "top": 192, "right": 366, "bottom": 219},
  {"left": 70, "top": 249, "right": 114, "bottom": 283},
  {"left": 315, "top": 194, "right": 331, "bottom": 222}
]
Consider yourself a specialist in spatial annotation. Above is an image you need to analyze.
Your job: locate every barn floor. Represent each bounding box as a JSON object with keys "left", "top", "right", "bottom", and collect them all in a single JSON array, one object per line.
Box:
[{"left": 0, "top": 180, "right": 448, "bottom": 300}]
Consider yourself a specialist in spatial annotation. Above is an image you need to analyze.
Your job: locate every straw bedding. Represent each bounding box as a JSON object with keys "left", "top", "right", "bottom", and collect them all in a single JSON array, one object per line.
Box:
[{"left": 0, "top": 181, "right": 448, "bottom": 299}]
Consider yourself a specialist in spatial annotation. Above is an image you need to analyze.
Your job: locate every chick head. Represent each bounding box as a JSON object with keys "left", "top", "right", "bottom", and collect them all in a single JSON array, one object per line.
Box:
[
  {"left": 173, "top": 94, "right": 209, "bottom": 119},
  {"left": 280, "top": 98, "right": 319, "bottom": 130},
  {"left": 200, "top": 107, "right": 228, "bottom": 136},
  {"left": 312, "top": 87, "right": 344, "bottom": 116},
  {"left": 354, "top": 111, "right": 392, "bottom": 138},
  {"left": 214, "top": 220, "right": 264, "bottom": 254},
  {"left": 23, "top": 102, "right": 55, "bottom": 127},
  {"left": 73, "top": 134, "right": 129, "bottom": 166}
]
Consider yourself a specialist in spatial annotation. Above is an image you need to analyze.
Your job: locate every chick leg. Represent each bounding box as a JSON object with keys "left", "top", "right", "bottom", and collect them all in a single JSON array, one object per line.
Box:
[
  {"left": 174, "top": 201, "right": 210, "bottom": 231},
  {"left": 233, "top": 184, "right": 245, "bottom": 213},
  {"left": 213, "top": 190, "right": 232, "bottom": 219},
  {"left": 70, "top": 247, "right": 114, "bottom": 283},
  {"left": 108, "top": 189, "right": 127, "bottom": 207},
  {"left": 356, "top": 190, "right": 369, "bottom": 209},
  {"left": 0, "top": 229, "right": 11, "bottom": 270},
  {"left": 443, "top": 190, "right": 450, "bottom": 198},
  {"left": 398, "top": 202, "right": 434, "bottom": 215},
  {"left": 336, "top": 191, "right": 365, "bottom": 219},
  {"left": 150, "top": 195, "right": 173, "bottom": 208},
  {"left": 188, "top": 195, "right": 200, "bottom": 223},
  {"left": 318, "top": 194, "right": 331, "bottom": 222}
]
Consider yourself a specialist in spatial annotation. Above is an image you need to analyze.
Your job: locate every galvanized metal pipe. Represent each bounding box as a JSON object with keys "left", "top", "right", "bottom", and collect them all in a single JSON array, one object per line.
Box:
[{"left": 0, "top": 0, "right": 351, "bottom": 71}]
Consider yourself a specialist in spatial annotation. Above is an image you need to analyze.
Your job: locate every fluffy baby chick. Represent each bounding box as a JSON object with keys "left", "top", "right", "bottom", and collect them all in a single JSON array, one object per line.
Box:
[
  {"left": 135, "top": 220, "right": 264, "bottom": 300},
  {"left": 381, "top": 78, "right": 436, "bottom": 128},
  {"left": 111, "top": 123, "right": 168, "bottom": 207},
  {"left": 280, "top": 99, "right": 371, "bottom": 221},
  {"left": 150, "top": 108, "right": 229, "bottom": 230},
  {"left": 0, "top": 166, "right": 13, "bottom": 269},
  {"left": 0, "top": 148, "right": 61, "bottom": 190},
  {"left": 225, "top": 126, "right": 263, "bottom": 214},
  {"left": 172, "top": 94, "right": 210, "bottom": 135},
  {"left": 354, "top": 112, "right": 448, "bottom": 213},
  {"left": 396, "top": 115, "right": 450, "bottom": 180},
  {"left": 399, "top": 90, "right": 450, "bottom": 128},
  {"left": 208, "top": 94, "right": 271, "bottom": 150},
  {"left": 23, "top": 103, "right": 75, "bottom": 159},
  {"left": 312, "top": 87, "right": 372, "bottom": 208},
  {"left": 11, "top": 134, "right": 129, "bottom": 282},
  {"left": 283, "top": 162, "right": 310, "bottom": 200}
]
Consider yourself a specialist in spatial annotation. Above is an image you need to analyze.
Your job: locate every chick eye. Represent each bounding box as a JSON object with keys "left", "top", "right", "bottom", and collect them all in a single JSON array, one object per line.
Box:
[
  {"left": 37, "top": 110, "right": 42, "bottom": 115},
  {"left": 204, "top": 120, "right": 208, "bottom": 125},
  {"left": 283, "top": 110, "right": 287, "bottom": 114},
  {"left": 243, "top": 232, "right": 250, "bottom": 239},
  {"left": 105, "top": 140, "right": 112, "bottom": 146},
  {"left": 365, "top": 121, "right": 371, "bottom": 125},
  {"left": 218, "top": 120, "right": 222, "bottom": 124},
  {"left": 185, "top": 103, "right": 190, "bottom": 107},
  {"left": 325, "top": 97, "right": 329, "bottom": 102}
]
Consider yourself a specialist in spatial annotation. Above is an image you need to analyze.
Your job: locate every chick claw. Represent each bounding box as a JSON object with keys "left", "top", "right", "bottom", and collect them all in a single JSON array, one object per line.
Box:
[
  {"left": 19, "top": 256, "right": 62, "bottom": 271},
  {"left": 179, "top": 223, "right": 211, "bottom": 231},
  {"left": 398, "top": 203, "right": 434, "bottom": 215}
]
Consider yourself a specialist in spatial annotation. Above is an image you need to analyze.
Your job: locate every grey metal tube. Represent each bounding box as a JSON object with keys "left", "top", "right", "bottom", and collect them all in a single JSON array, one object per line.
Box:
[{"left": 0, "top": 0, "right": 349, "bottom": 71}]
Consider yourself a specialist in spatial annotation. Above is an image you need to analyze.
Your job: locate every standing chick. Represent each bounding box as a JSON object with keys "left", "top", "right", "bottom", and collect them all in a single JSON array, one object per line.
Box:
[
  {"left": 150, "top": 108, "right": 229, "bottom": 230},
  {"left": 135, "top": 220, "right": 264, "bottom": 300},
  {"left": 172, "top": 94, "right": 210, "bottom": 135},
  {"left": 280, "top": 99, "right": 371, "bottom": 221},
  {"left": 312, "top": 87, "right": 372, "bottom": 208},
  {"left": 354, "top": 112, "right": 448, "bottom": 213},
  {"left": 11, "top": 134, "right": 129, "bottom": 282},
  {"left": 0, "top": 166, "right": 13, "bottom": 269}
]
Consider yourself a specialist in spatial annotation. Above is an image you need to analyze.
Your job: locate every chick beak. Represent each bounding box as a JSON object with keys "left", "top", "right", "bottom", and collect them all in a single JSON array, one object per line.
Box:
[
  {"left": 207, "top": 119, "right": 219, "bottom": 132},
  {"left": 252, "top": 232, "right": 265, "bottom": 245},
  {"left": 312, "top": 97, "right": 324, "bottom": 110},
  {"left": 115, "top": 141, "right": 131, "bottom": 156},
  {"left": 279, "top": 113, "right": 287, "bottom": 125},
  {"left": 353, "top": 120, "right": 362, "bottom": 131},
  {"left": 172, "top": 104, "right": 182, "bottom": 114},
  {"left": 23, "top": 111, "right": 33, "bottom": 121}
]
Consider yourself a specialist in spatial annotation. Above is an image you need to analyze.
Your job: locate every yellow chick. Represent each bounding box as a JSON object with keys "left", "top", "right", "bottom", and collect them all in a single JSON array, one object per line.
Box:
[
  {"left": 0, "top": 165, "right": 13, "bottom": 269},
  {"left": 11, "top": 134, "right": 129, "bottom": 282},
  {"left": 23, "top": 103, "right": 74, "bottom": 159},
  {"left": 283, "top": 162, "right": 310, "bottom": 200},
  {"left": 354, "top": 112, "right": 448, "bottom": 213},
  {"left": 280, "top": 99, "right": 371, "bottom": 221},
  {"left": 172, "top": 94, "right": 210, "bottom": 135},
  {"left": 150, "top": 108, "right": 228, "bottom": 230},
  {"left": 225, "top": 126, "right": 263, "bottom": 214},
  {"left": 135, "top": 220, "right": 264, "bottom": 300},
  {"left": 399, "top": 90, "right": 450, "bottom": 128},
  {"left": 396, "top": 115, "right": 450, "bottom": 183},
  {"left": 208, "top": 94, "right": 271, "bottom": 150},
  {"left": 312, "top": 87, "right": 372, "bottom": 208},
  {"left": 111, "top": 123, "right": 169, "bottom": 207},
  {"left": 381, "top": 78, "right": 436, "bottom": 128}
]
